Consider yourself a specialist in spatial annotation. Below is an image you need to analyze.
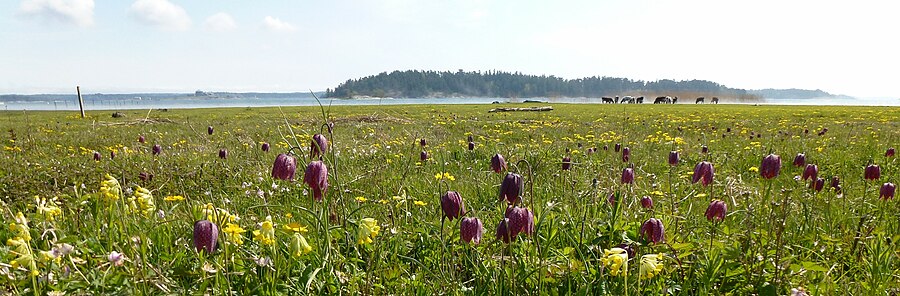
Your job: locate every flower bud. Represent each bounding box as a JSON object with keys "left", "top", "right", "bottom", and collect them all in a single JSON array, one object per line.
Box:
[
  {"left": 468, "top": 141, "right": 475, "bottom": 151},
  {"left": 668, "top": 151, "right": 679, "bottom": 166},
  {"left": 310, "top": 134, "right": 328, "bottom": 159},
  {"left": 152, "top": 144, "right": 162, "bottom": 156},
  {"left": 793, "top": 153, "right": 806, "bottom": 167},
  {"left": 193, "top": 220, "right": 219, "bottom": 253},
  {"left": 640, "top": 196, "right": 653, "bottom": 209},
  {"left": 420, "top": 138, "right": 426, "bottom": 147},
  {"left": 562, "top": 156, "right": 572, "bottom": 171},
  {"left": 138, "top": 135, "right": 145, "bottom": 143},
  {"left": 760, "top": 154, "right": 782, "bottom": 179},
  {"left": 614, "top": 143, "right": 621, "bottom": 153},
  {"left": 621, "top": 167, "right": 635, "bottom": 184},
  {"left": 499, "top": 172, "right": 524, "bottom": 204},
  {"left": 467, "top": 135, "right": 474, "bottom": 142},
  {"left": 811, "top": 178, "right": 825, "bottom": 192},
  {"left": 207, "top": 126, "right": 214, "bottom": 135},
  {"left": 218, "top": 149, "right": 228, "bottom": 159},
  {"left": 93, "top": 151, "right": 101, "bottom": 161},
  {"left": 261, "top": 142, "right": 270, "bottom": 152},
  {"left": 864, "top": 164, "right": 880, "bottom": 181},
  {"left": 701, "top": 145, "right": 709, "bottom": 154},
  {"left": 692, "top": 161, "right": 714, "bottom": 186},
  {"left": 110, "top": 150, "right": 116, "bottom": 160},
  {"left": 420, "top": 151, "right": 428, "bottom": 162},
  {"left": 271, "top": 153, "right": 297, "bottom": 181},
  {"left": 303, "top": 161, "right": 329, "bottom": 201},
  {"left": 887, "top": 148, "right": 896, "bottom": 157},
  {"left": 490, "top": 154, "right": 507, "bottom": 173},
  {"left": 440, "top": 191, "right": 465, "bottom": 221},
  {"left": 622, "top": 147, "right": 631, "bottom": 162},
  {"left": 603, "top": 145, "right": 609, "bottom": 151},
  {"left": 640, "top": 218, "right": 665, "bottom": 244},
  {"left": 802, "top": 164, "right": 818, "bottom": 181},
  {"left": 705, "top": 200, "right": 727, "bottom": 222},
  {"left": 880, "top": 183, "right": 896, "bottom": 200},
  {"left": 460, "top": 217, "right": 483, "bottom": 244}
]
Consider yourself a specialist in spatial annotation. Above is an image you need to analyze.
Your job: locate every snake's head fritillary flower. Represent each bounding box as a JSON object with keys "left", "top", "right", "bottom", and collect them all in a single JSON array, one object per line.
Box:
[
  {"left": 793, "top": 153, "right": 806, "bottom": 167},
  {"left": 440, "top": 191, "right": 465, "bottom": 221},
  {"left": 303, "top": 161, "right": 329, "bottom": 201},
  {"left": 760, "top": 154, "right": 782, "bottom": 179},
  {"left": 864, "top": 164, "right": 881, "bottom": 181},
  {"left": 603, "top": 145, "right": 609, "bottom": 151},
  {"left": 193, "top": 220, "right": 219, "bottom": 253},
  {"left": 490, "top": 154, "right": 507, "bottom": 173},
  {"left": 271, "top": 153, "right": 297, "bottom": 181},
  {"left": 419, "top": 138, "right": 426, "bottom": 147},
  {"left": 467, "top": 135, "right": 474, "bottom": 142},
  {"left": 622, "top": 147, "right": 630, "bottom": 162},
  {"left": 495, "top": 218, "right": 512, "bottom": 243},
  {"left": 705, "top": 200, "right": 727, "bottom": 222},
  {"left": 881, "top": 183, "right": 896, "bottom": 200},
  {"left": 621, "top": 167, "right": 635, "bottom": 185},
  {"left": 810, "top": 178, "right": 825, "bottom": 192},
  {"left": 505, "top": 206, "right": 534, "bottom": 237},
  {"left": 152, "top": 144, "right": 161, "bottom": 156},
  {"left": 701, "top": 145, "right": 709, "bottom": 154},
  {"left": 887, "top": 148, "right": 896, "bottom": 157},
  {"left": 261, "top": 142, "right": 270, "bottom": 152},
  {"left": 93, "top": 151, "right": 101, "bottom": 161},
  {"left": 802, "top": 164, "right": 818, "bottom": 181},
  {"left": 562, "top": 156, "right": 572, "bottom": 171},
  {"left": 110, "top": 150, "right": 116, "bottom": 160},
  {"left": 614, "top": 143, "right": 621, "bottom": 153},
  {"left": 468, "top": 141, "right": 475, "bottom": 151},
  {"left": 668, "top": 151, "right": 679, "bottom": 166},
  {"left": 310, "top": 134, "right": 328, "bottom": 159},
  {"left": 640, "top": 196, "right": 653, "bottom": 209},
  {"left": 640, "top": 218, "right": 665, "bottom": 244},
  {"left": 138, "top": 135, "right": 145, "bottom": 143},
  {"left": 420, "top": 151, "right": 428, "bottom": 162},
  {"left": 218, "top": 149, "right": 228, "bottom": 159},
  {"left": 499, "top": 172, "right": 523, "bottom": 204},
  {"left": 460, "top": 217, "right": 483, "bottom": 244},
  {"left": 692, "top": 161, "right": 714, "bottom": 186},
  {"left": 207, "top": 126, "right": 214, "bottom": 135},
  {"left": 830, "top": 176, "right": 840, "bottom": 189}
]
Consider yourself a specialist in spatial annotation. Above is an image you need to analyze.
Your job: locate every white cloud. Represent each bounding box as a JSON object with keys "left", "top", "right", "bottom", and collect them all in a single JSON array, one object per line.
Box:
[
  {"left": 203, "top": 12, "right": 237, "bottom": 32},
  {"left": 19, "top": 0, "right": 95, "bottom": 27},
  {"left": 262, "top": 16, "right": 296, "bottom": 32},
  {"left": 129, "top": 0, "right": 191, "bottom": 31}
]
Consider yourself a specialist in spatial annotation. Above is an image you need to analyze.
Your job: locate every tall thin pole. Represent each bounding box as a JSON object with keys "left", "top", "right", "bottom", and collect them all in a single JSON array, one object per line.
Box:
[{"left": 77, "top": 86, "right": 85, "bottom": 118}]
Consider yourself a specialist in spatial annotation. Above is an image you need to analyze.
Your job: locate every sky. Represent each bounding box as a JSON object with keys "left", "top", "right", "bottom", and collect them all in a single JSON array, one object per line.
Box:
[{"left": 2, "top": 0, "right": 899, "bottom": 98}]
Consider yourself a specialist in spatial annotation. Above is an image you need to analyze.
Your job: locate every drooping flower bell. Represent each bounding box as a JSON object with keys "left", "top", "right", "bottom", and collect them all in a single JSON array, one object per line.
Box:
[
  {"left": 490, "top": 154, "right": 507, "bottom": 173},
  {"left": 640, "top": 218, "right": 665, "bottom": 244},
  {"left": 499, "top": 172, "right": 524, "bottom": 204},
  {"left": 864, "top": 164, "right": 881, "bottom": 181},
  {"left": 701, "top": 145, "right": 709, "bottom": 154},
  {"left": 261, "top": 142, "right": 270, "bottom": 152},
  {"left": 467, "top": 135, "right": 474, "bottom": 142},
  {"left": 138, "top": 135, "right": 145, "bottom": 143},
  {"left": 621, "top": 147, "right": 630, "bottom": 163},
  {"left": 93, "top": 151, "right": 101, "bottom": 161},
  {"left": 811, "top": 178, "right": 825, "bottom": 192},
  {"left": 460, "top": 217, "right": 483, "bottom": 244},
  {"left": 218, "top": 149, "right": 228, "bottom": 159},
  {"left": 880, "top": 183, "right": 896, "bottom": 200},
  {"left": 468, "top": 141, "right": 475, "bottom": 151},
  {"left": 110, "top": 150, "right": 116, "bottom": 160},
  {"left": 207, "top": 126, "right": 214, "bottom": 135},
  {"left": 505, "top": 206, "right": 535, "bottom": 237},
  {"left": 603, "top": 145, "right": 609, "bottom": 151},
  {"left": 705, "top": 200, "right": 727, "bottom": 222},
  {"left": 562, "top": 156, "right": 572, "bottom": 171},
  {"left": 668, "top": 151, "right": 679, "bottom": 166},
  {"left": 304, "top": 161, "right": 329, "bottom": 201},
  {"left": 802, "top": 164, "right": 818, "bottom": 181},
  {"left": 793, "top": 153, "right": 806, "bottom": 167},
  {"left": 621, "top": 167, "right": 635, "bottom": 184},
  {"left": 760, "top": 154, "right": 782, "bottom": 179},
  {"left": 830, "top": 176, "right": 840, "bottom": 189},
  {"left": 193, "top": 220, "right": 219, "bottom": 253},
  {"left": 640, "top": 196, "right": 653, "bottom": 209},
  {"left": 420, "top": 151, "right": 428, "bottom": 162},
  {"left": 495, "top": 218, "right": 513, "bottom": 243},
  {"left": 419, "top": 138, "right": 427, "bottom": 147},
  {"left": 692, "top": 161, "right": 714, "bottom": 186},
  {"left": 357, "top": 218, "right": 380, "bottom": 245},
  {"left": 310, "top": 134, "right": 328, "bottom": 159},
  {"left": 152, "top": 144, "right": 162, "bottom": 155},
  {"left": 614, "top": 143, "right": 621, "bottom": 153},
  {"left": 887, "top": 148, "right": 896, "bottom": 157},
  {"left": 271, "top": 153, "right": 297, "bottom": 181},
  {"left": 440, "top": 191, "right": 465, "bottom": 221}
]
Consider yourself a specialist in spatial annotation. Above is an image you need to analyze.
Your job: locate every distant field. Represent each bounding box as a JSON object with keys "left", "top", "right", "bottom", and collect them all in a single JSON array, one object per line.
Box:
[{"left": 1, "top": 104, "right": 898, "bottom": 294}]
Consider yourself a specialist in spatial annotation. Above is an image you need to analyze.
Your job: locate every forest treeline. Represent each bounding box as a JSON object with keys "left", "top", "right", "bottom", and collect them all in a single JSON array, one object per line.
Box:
[{"left": 326, "top": 70, "right": 759, "bottom": 101}]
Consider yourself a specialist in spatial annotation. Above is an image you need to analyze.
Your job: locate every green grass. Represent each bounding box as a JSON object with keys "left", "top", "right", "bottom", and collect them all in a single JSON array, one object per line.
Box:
[{"left": 1, "top": 103, "right": 898, "bottom": 295}]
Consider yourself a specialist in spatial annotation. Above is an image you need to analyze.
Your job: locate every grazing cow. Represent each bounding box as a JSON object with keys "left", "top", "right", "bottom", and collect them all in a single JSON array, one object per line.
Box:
[
  {"left": 636, "top": 96, "right": 644, "bottom": 104},
  {"left": 672, "top": 96, "right": 678, "bottom": 104},
  {"left": 695, "top": 97, "right": 705, "bottom": 104},
  {"left": 615, "top": 96, "right": 620, "bottom": 104},
  {"left": 620, "top": 96, "right": 635, "bottom": 104},
  {"left": 654, "top": 96, "right": 667, "bottom": 104},
  {"left": 602, "top": 97, "right": 614, "bottom": 104},
  {"left": 711, "top": 97, "right": 719, "bottom": 104}
]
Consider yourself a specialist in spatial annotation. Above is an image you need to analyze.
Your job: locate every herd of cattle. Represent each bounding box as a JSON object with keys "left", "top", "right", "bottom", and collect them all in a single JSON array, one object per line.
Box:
[{"left": 600, "top": 96, "right": 720, "bottom": 104}]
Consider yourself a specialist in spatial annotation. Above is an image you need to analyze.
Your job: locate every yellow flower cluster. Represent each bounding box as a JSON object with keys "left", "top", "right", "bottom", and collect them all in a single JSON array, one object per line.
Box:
[
  {"left": 223, "top": 223, "right": 246, "bottom": 245},
  {"left": 601, "top": 248, "right": 629, "bottom": 277},
  {"left": 164, "top": 195, "right": 185, "bottom": 202},
  {"left": 290, "top": 234, "right": 313, "bottom": 257},
  {"left": 253, "top": 216, "right": 276, "bottom": 246},
  {"left": 34, "top": 196, "right": 62, "bottom": 222},
  {"left": 434, "top": 172, "right": 456, "bottom": 181},
  {"left": 640, "top": 254, "right": 665, "bottom": 279},
  {"left": 357, "top": 218, "right": 380, "bottom": 245},
  {"left": 128, "top": 186, "right": 156, "bottom": 216},
  {"left": 99, "top": 174, "right": 121, "bottom": 202},
  {"left": 7, "top": 212, "right": 38, "bottom": 276}
]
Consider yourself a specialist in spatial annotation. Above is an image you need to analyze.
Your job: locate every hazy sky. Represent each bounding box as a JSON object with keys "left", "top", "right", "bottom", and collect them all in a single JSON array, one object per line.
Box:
[{"left": 2, "top": 0, "right": 898, "bottom": 97}]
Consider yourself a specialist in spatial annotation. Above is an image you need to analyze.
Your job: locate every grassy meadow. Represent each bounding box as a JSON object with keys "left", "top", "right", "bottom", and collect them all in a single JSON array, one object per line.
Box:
[{"left": 1, "top": 103, "right": 898, "bottom": 295}]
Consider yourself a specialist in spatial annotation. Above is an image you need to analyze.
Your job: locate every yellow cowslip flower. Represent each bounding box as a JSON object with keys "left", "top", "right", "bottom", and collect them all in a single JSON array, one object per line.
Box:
[
  {"left": 164, "top": 195, "right": 185, "bottom": 202},
  {"left": 99, "top": 174, "right": 122, "bottom": 202},
  {"left": 640, "top": 254, "right": 664, "bottom": 279},
  {"left": 601, "top": 248, "right": 629, "bottom": 277},
  {"left": 283, "top": 222, "right": 308, "bottom": 233},
  {"left": 223, "top": 223, "right": 246, "bottom": 245},
  {"left": 253, "top": 216, "right": 276, "bottom": 246},
  {"left": 413, "top": 200, "right": 427, "bottom": 206},
  {"left": 749, "top": 167, "right": 759, "bottom": 172},
  {"left": 128, "top": 186, "right": 156, "bottom": 216},
  {"left": 356, "top": 196, "right": 367, "bottom": 203},
  {"left": 6, "top": 237, "right": 37, "bottom": 276},
  {"left": 34, "top": 196, "right": 62, "bottom": 222},
  {"left": 10, "top": 212, "right": 31, "bottom": 242},
  {"left": 290, "top": 234, "right": 313, "bottom": 257},
  {"left": 357, "top": 218, "right": 380, "bottom": 245}
]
